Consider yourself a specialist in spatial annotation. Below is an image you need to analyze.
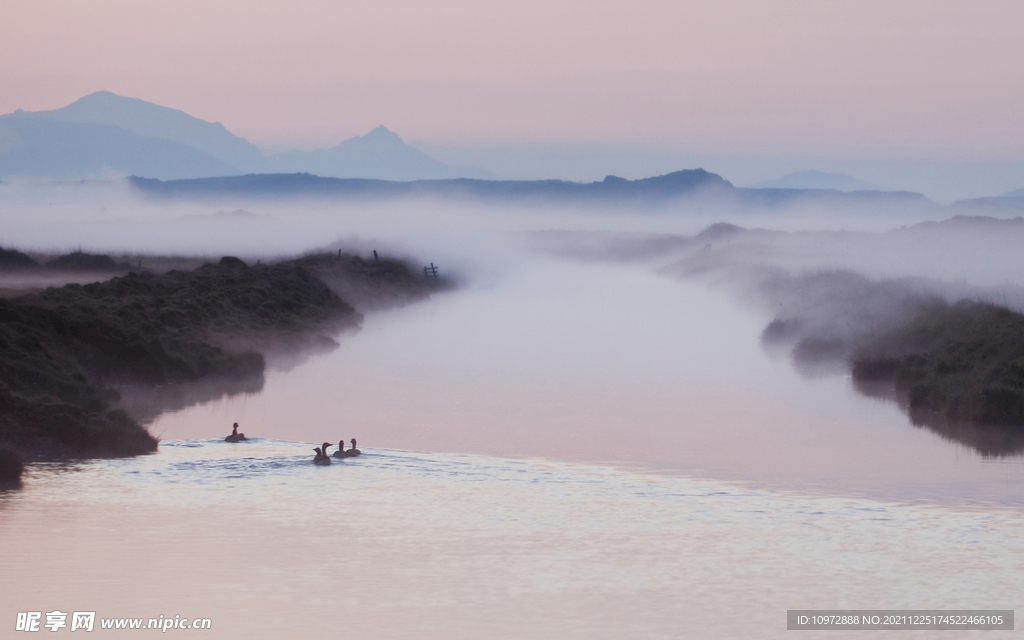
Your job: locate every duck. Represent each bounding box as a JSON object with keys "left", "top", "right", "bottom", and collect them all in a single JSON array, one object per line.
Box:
[
  {"left": 225, "top": 422, "right": 248, "bottom": 443},
  {"left": 333, "top": 440, "right": 348, "bottom": 458},
  {"left": 347, "top": 438, "right": 361, "bottom": 457},
  {"left": 313, "top": 442, "right": 332, "bottom": 465}
]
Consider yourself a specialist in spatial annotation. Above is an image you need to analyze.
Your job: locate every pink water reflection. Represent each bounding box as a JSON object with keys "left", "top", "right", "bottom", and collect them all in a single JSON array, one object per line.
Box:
[{"left": 149, "top": 261, "right": 1024, "bottom": 503}]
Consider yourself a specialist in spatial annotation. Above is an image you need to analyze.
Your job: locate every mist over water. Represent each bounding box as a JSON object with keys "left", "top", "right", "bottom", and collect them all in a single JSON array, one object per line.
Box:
[
  {"left": 2, "top": 180, "right": 1019, "bottom": 501},
  {"left": 0, "top": 176, "right": 950, "bottom": 258},
  {"left": 4, "top": 181, "right": 1024, "bottom": 638}
]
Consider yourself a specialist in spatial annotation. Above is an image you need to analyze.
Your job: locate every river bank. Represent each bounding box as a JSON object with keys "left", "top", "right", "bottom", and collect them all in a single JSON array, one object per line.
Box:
[
  {"left": 0, "top": 250, "right": 440, "bottom": 482},
  {"left": 851, "top": 300, "right": 1024, "bottom": 454}
]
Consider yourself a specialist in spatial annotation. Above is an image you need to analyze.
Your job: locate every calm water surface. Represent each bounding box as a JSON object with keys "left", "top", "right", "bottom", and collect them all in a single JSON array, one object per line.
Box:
[
  {"left": 156, "top": 258, "right": 1024, "bottom": 503},
  {"left": 3, "top": 255, "right": 1023, "bottom": 638},
  {"left": 2, "top": 439, "right": 1023, "bottom": 639}
]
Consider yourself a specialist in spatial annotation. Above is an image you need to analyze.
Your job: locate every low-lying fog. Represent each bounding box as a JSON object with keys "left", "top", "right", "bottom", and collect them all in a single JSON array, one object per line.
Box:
[{"left": 3, "top": 179, "right": 1024, "bottom": 502}]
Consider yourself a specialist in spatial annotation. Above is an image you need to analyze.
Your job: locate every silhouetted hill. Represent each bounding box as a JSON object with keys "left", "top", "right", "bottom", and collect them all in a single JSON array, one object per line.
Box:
[
  {"left": 750, "top": 170, "right": 884, "bottom": 191},
  {"left": 736, "top": 187, "right": 936, "bottom": 212},
  {"left": 0, "top": 248, "right": 38, "bottom": 269},
  {"left": 129, "top": 169, "right": 944, "bottom": 213},
  {"left": 950, "top": 195, "right": 1024, "bottom": 215},
  {"left": 0, "top": 93, "right": 493, "bottom": 181},
  {"left": 0, "top": 116, "right": 237, "bottom": 180},
  {"left": 129, "top": 169, "right": 733, "bottom": 203},
  {"left": 266, "top": 126, "right": 494, "bottom": 180},
  {"left": 9, "top": 91, "right": 264, "bottom": 171},
  {"left": 45, "top": 251, "right": 130, "bottom": 271}
]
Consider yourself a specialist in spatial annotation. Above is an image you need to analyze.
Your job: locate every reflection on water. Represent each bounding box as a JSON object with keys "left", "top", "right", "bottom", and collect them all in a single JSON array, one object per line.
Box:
[
  {"left": 1, "top": 439, "right": 1022, "bottom": 639},
  {"left": 115, "top": 326, "right": 348, "bottom": 425},
  {"left": 5, "top": 242, "right": 1020, "bottom": 638},
  {"left": 4, "top": 187, "right": 1024, "bottom": 637},
  {"left": 117, "top": 375, "right": 266, "bottom": 426},
  {"left": 150, "top": 260, "right": 1024, "bottom": 504},
  {"left": 853, "top": 378, "right": 1024, "bottom": 458}
]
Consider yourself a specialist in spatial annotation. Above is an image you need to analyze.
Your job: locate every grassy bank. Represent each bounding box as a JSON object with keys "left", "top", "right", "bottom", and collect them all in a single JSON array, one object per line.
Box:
[
  {"left": 0, "top": 251, "right": 437, "bottom": 482},
  {"left": 850, "top": 300, "right": 1024, "bottom": 454}
]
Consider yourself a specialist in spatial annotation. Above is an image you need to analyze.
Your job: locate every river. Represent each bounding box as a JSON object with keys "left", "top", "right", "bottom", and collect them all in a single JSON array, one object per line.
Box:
[{"left": 1, "top": 197, "right": 1022, "bottom": 637}]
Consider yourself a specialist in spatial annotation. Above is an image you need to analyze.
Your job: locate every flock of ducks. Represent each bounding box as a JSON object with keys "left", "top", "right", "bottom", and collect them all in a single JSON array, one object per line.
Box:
[
  {"left": 223, "top": 423, "right": 362, "bottom": 464},
  {"left": 313, "top": 439, "right": 361, "bottom": 465}
]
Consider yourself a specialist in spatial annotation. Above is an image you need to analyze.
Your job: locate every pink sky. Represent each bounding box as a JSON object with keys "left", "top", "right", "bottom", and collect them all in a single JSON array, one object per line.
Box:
[{"left": 3, "top": 0, "right": 1022, "bottom": 155}]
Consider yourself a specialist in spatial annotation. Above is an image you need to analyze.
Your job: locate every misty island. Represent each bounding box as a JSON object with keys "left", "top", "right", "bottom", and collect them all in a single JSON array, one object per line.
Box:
[
  {"left": 756, "top": 274, "right": 1024, "bottom": 456},
  {"left": 544, "top": 220, "right": 1024, "bottom": 458},
  {"left": 850, "top": 300, "right": 1024, "bottom": 455},
  {"left": 0, "top": 250, "right": 439, "bottom": 485},
  {"left": 753, "top": 269, "right": 1024, "bottom": 456}
]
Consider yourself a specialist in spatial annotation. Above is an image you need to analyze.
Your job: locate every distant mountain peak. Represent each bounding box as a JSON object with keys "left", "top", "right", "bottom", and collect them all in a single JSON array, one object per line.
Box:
[
  {"left": 263, "top": 125, "right": 494, "bottom": 180},
  {"left": 3, "top": 90, "right": 264, "bottom": 172},
  {"left": 334, "top": 125, "right": 406, "bottom": 151},
  {"left": 72, "top": 89, "right": 134, "bottom": 103},
  {"left": 750, "top": 170, "right": 883, "bottom": 192},
  {"left": 364, "top": 125, "right": 401, "bottom": 140},
  {"left": 59, "top": 90, "right": 192, "bottom": 121},
  {"left": 69, "top": 91, "right": 226, "bottom": 127},
  {"left": 0, "top": 93, "right": 493, "bottom": 181}
]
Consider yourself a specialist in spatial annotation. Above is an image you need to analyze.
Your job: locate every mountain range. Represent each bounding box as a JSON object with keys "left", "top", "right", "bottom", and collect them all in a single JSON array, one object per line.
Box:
[
  {"left": 0, "top": 91, "right": 491, "bottom": 181},
  {"left": 129, "top": 168, "right": 736, "bottom": 203},
  {"left": 264, "top": 126, "right": 492, "bottom": 180},
  {"left": 129, "top": 167, "right": 1024, "bottom": 216},
  {"left": 127, "top": 169, "right": 954, "bottom": 215},
  {"left": 749, "top": 170, "right": 885, "bottom": 192},
  {"left": 4, "top": 91, "right": 1024, "bottom": 211}
]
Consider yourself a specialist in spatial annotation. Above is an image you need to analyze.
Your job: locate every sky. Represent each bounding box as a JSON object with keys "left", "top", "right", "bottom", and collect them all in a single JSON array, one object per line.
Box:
[{"left": 3, "top": 0, "right": 1023, "bottom": 160}]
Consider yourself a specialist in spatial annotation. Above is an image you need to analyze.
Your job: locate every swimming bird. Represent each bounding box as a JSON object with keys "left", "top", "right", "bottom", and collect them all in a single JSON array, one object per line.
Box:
[
  {"left": 314, "top": 443, "right": 332, "bottom": 465},
  {"left": 225, "top": 422, "right": 247, "bottom": 443},
  {"left": 333, "top": 440, "right": 348, "bottom": 458},
  {"left": 347, "top": 438, "right": 361, "bottom": 457}
]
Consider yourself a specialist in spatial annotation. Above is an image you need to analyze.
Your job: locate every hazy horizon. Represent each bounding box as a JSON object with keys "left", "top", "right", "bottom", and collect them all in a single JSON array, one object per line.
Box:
[
  {"left": 5, "top": 4, "right": 1024, "bottom": 637},
  {"left": 4, "top": 2, "right": 1023, "bottom": 157},
  {"left": 6, "top": 86, "right": 1024, "bottom": 202}
]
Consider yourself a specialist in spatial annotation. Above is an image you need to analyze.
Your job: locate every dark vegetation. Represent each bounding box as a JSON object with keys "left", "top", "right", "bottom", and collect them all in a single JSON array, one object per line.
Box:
[
  {"left": 44, "top": 251, "right": 131, "bottom": 271},
  {"left": 760, "top": 288, "right": 1024, "bottom": 456},
  {"left": 0, "top": 247, "right": 38, "bottom": 269},
  {"left": 754, "top": 270, "right": 938, "bottom": 377},
  {"left": 540, "top": 221, "right": 1024, "bottom": 456},
  {"left": 294, "top": 251, "right": 439, "bottom": 311},
  {"left": 0, "top": 248, "right": 137, "bottom": 274},
  {"left": 0, "top": 249, "right": 439, "bottom": 483},
  {"left": 0, "top": 445, "right": 23, "bottom": 487},
  {"left": 850, "top": 300, "right": 1024, "bottom": 455}
]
